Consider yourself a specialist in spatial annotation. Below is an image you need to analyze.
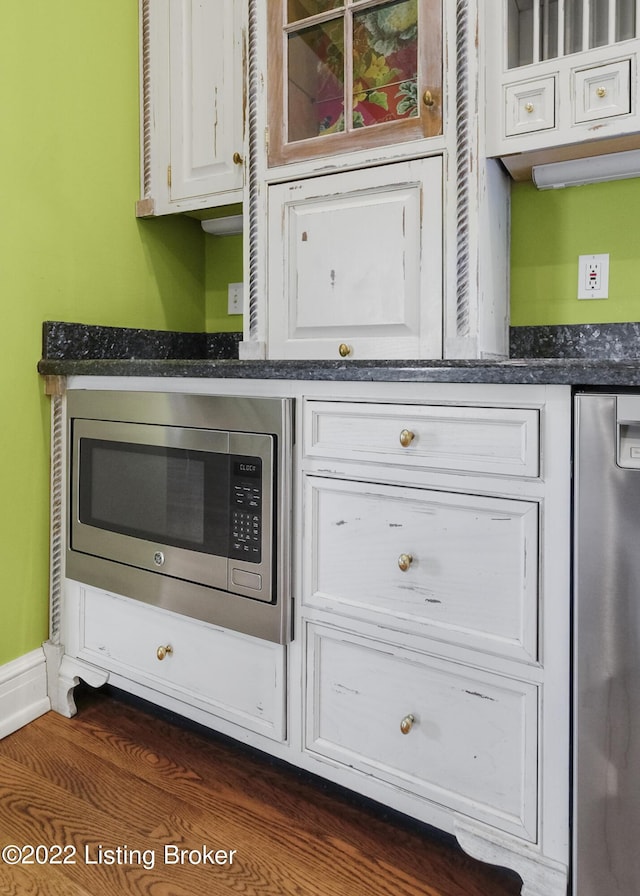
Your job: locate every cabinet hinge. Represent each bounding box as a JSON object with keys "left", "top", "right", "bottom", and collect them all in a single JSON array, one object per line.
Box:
[
  {"left": 265, "top": 127, "right": 269, "bottom": 151},
  {"left": 167, "top": 165, "right": 172, "bottom": 188}
]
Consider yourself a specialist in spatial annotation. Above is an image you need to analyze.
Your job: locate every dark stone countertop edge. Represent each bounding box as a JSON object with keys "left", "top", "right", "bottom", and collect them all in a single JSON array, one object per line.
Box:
[
  {"left": 38, "top": 321, "right": 640, "bottom": 387},
  {"left": 36, "top": 356, "right": 640, "bottom": 387}
]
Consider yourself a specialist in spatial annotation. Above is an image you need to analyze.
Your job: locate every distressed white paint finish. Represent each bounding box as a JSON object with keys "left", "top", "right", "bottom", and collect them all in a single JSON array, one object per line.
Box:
[
  {"left": 51, "top": 378, "right": 572, "bottom": 896},
  {"left": 304, "top": 477, "right": 539, "bottom": 661},
  {"left": 0, "top": 649, "right": 49, "bottom": 739},
  {"left": 267, "top": 158, "right": 443, "bottom": 360},
  {"left": 74, "top": 586, "right": 287, "bottom": 741},
  {"left": 305, "top": 623, "right": 539, "bottom": 841},
  {"left": 298, "top": 381, "right": 572, "bottom": 894},
  {"left": 303, "top": 400, "right": 540, "bottom": 477},
  {"left": 484, "top": 2, "right": 640, "bottom": 178},
  {"left": 137, "top": 0, "right": 245, "bottom": 216},
  {"left": 454, "top": 817, "right": 569, "bottom": 896}
]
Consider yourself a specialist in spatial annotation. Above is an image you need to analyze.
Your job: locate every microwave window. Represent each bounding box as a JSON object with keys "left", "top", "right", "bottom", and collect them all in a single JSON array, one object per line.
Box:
[{"left": 78, "top": 439, "right": 228, "bottom": 553}]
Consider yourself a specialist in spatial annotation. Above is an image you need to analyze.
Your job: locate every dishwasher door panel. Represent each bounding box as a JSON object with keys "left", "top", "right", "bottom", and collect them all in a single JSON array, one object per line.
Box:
[{"left": 574, "top": 393, "right": 640, "bottom": 895}]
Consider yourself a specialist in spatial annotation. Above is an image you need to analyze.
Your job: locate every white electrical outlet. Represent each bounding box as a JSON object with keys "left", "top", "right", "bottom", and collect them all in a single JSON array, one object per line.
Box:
[
  {"left": 578, "top": 254, "right": 609, "bottom": 300},
  {"left": 227, "top": 282, "right": 244, "bottom": 315}
]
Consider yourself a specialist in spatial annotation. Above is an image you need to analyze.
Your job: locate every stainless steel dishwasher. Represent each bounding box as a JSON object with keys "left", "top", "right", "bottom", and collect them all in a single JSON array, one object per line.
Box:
[{"left": 574, "top": 392, "right": 640, "bottom": 895}]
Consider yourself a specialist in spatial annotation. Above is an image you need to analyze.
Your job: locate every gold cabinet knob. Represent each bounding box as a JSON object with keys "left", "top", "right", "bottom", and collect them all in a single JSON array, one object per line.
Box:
[
  {"left": 233, "top": 151, "right": 243, "bottom": 164},
  {"left": 422, "top": 89, "right": 435, "bottom": 108},
  {"left": 338, "top": 343, "right": 352, "bottom": 358},
  {"left": 399, "top": 429, "right": 415, "bottom": 447},
  {"left": 156, "top": 645, "right": 173, "bottom": 661},
  {"left": 398, "top": 553, "right": 413, "bottom": 572},
  {"left": 524, "top": 102, "right": 534, "bottom": 113},
  {"left": 596, "top": 86, "right": 607, "bottom": 98},
  {"left": 400, "top": 714, "right": 415, "bottom": 735}
]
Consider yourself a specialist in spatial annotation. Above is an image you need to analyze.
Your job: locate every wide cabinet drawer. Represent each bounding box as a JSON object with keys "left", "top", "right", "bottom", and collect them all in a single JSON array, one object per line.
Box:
[
  {"left": 304, "top": 476, "right": 539, "bottom": 661},
  {"left": 77, "top": 588, "right": 286, "bottom": 741},
  {"left": 304, "top": 400, "right": 540, "bottom": 477},
  {"left": 305, "top": 624, "right": 538, "bottom": 841}
]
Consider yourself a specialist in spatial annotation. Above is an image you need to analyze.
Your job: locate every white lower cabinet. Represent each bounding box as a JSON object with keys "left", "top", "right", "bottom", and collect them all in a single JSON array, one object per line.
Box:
[
  {"left": 299, "top": 382, "right": 572, "bottom": 896},
  {"left": 50, "top": 378, "right": 571, "bottom": 896}
]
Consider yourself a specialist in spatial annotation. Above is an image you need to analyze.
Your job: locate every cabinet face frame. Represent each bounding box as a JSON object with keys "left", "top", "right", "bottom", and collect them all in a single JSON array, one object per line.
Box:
[{"left": 266, "top": 0, "right": 443, "bottom": 167}]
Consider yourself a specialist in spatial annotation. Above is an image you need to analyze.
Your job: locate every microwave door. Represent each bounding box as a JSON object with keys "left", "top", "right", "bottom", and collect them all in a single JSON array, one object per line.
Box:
[{"left": 71, "top": 420, "right": 230, "bottom": 589}]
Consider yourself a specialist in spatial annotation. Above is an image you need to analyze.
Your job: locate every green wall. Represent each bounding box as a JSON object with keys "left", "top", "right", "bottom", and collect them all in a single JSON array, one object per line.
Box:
[
  {"left": 0, "top": 1, "right": 208, "bottom": 665},
  {"left": 205, "top": 235, "right": 244, "bottom": 332},
  {"left": 511, "top": 178, "right": 640, "bottom": 326}
]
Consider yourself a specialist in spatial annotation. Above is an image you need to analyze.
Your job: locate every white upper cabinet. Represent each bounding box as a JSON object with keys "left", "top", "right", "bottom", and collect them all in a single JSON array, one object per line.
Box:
[
  {"left": 242, "top": 1, "right": 511, "bottom": 362},
  {"left": 136, "top": 0, "right": 246, "bottom": 217},
  {"left": 485, "top": 0, "right": 640, "bottom": 180},
  {"left": 266, "top": 0, "right": 443, "bottom": 170}
]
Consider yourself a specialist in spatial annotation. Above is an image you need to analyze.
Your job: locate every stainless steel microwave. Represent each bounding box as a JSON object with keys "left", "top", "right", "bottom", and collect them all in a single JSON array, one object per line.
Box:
[{"left": 66, "top": 391, "right": 293, "bottom": 644}]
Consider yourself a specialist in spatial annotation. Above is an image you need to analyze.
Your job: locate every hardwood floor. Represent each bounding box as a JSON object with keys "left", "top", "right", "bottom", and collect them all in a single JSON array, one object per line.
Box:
[{"left": 0, "top": 687, "right": 522, "bottom": 895}]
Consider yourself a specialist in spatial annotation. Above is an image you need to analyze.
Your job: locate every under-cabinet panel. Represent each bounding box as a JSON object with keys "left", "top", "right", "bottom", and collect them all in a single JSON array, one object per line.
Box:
[
  {"left": 304, "top": 476, "right": 539, "bottom": 661},
  {"left": 304, "top": 623, "right": 539, "bottom": 841}
]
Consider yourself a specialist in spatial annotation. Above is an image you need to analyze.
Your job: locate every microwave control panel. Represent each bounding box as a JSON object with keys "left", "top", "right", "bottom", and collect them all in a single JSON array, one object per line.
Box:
[{"left": 229, "top": 456, "right": 262, "bottom": 563}]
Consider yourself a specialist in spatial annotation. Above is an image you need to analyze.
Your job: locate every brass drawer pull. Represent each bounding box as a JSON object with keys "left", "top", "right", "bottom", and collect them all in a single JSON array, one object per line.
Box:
[
  {"left": 423, "top": 89, "right": 435, "bottom": 108},
  {"left": 398, "top": 553, "right": 413, "bottom": 572},
  {"left": 233, "top": 151, "right": 243, "bottom": 164},
  {"left": 338, "top": 343, "right": 352, "bottom": 358},
  {"left": 400, "top": 714, "right": 415, "bottom": 735},
  {"left": 596, "top": 86, "right": 607, "bottom": 98},
  {"left": 524, "top": 102, "right": 535, "bottom": 113},
  {"left": 156, "top": 645, "right": 173, "bottom": 661},
  {"left": 399, "top": 429, "right": 415, "bottom": 447}
]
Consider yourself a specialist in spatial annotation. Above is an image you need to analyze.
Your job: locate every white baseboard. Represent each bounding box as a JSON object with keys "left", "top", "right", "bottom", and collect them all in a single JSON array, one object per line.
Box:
[{"left": 0, "top": 648, "right": 50, "bottom": 739}]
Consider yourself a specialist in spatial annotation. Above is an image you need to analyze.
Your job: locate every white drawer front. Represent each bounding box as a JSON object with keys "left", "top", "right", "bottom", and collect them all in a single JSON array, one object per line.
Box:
[
  {"left": 505, "top": 77, "right": 556, "bottom": 136},
  {"left": 304, "top": 400, "right": 540, "bottom": 477},
  {"left": 574, "top": 59, "right": 631, "bottom": 123},
  {"left": 305, "top": 624, "right": 538, "bottom": 841},
  {"left": 78, "top": 588, "right": 286, "bottom": 740},
  {"left": 304, "top": 477, "right": 538, "bottom": 661}
]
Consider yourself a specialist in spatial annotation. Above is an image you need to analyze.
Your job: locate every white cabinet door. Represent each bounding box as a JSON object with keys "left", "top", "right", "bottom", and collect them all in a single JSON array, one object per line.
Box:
[
  {"left": 137, "top": 0, "right": 245, "bottom": 217},
  {"left": 267, "top": 157, "right": 443, "bottom": 360}
]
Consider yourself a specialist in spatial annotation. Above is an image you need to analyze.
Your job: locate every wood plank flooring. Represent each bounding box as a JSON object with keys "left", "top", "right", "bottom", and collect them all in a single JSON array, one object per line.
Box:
[{"left": 0, "top": 686, "right": 523, "bottom": 895}]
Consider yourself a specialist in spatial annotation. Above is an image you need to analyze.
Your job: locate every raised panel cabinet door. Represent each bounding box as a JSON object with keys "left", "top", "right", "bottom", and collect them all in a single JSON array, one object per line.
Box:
[
  {"left": 267, "top": 156, "right": 442, "bottom": 359},
  {"left": 168, "top": 0, "right": 245, "bottom": 202},
  {"left": 138, "top": 0, "right": 245, "bottom": 216},
  {"left": 267, "top": 0, "right": 443, "bottom": 167}
]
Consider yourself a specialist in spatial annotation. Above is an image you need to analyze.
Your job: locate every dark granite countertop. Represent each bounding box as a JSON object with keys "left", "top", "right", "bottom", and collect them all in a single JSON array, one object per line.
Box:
[{"left": 37, "top": 321, "right": 640, "bottom": 387}]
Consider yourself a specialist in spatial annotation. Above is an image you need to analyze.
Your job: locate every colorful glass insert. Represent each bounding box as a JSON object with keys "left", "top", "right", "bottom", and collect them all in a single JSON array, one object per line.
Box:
[{"left": 352, "top": 0, "right": 419, "bottom": 129}]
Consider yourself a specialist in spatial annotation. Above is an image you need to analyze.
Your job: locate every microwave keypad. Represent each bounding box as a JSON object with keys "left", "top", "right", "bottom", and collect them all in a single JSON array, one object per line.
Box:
[{"left": 230, "top": 482, "right": 262, "bottom": 563}]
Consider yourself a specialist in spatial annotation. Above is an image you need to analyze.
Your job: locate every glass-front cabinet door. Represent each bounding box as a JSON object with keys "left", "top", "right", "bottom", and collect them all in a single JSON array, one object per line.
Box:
[{"left": 267, "top": 0, "right": 442, "bottom": 166}]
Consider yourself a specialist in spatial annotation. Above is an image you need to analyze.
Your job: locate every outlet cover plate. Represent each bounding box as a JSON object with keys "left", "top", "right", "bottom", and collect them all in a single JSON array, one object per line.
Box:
[
  {"left": 228, "top": 282, "right": 244, "bottom": 315},
  {"left": 578, "top": 254, "right": 609, "bottom": 300}
]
